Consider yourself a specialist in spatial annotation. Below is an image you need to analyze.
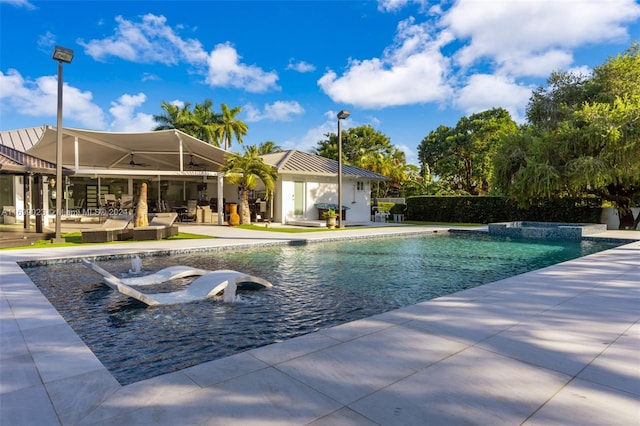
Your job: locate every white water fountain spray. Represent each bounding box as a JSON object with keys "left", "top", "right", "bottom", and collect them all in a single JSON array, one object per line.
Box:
[
  {"left": 130, "top": 256, "right": 142, "bottom": 274},
  {"left": 223, "top": 279, "right": 237, "bottom": 303}
]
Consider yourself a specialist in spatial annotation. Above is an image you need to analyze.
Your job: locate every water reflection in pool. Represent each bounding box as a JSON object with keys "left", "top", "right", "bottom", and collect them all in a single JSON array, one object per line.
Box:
[{"left": 24, "top": 233, "right": 620, "bottom": 385}]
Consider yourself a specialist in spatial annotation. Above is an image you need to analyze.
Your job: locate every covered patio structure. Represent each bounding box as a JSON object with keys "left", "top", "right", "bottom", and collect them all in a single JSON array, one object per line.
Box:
[{"left": 26, "top": 127, "right": 231, "bottom": 225}]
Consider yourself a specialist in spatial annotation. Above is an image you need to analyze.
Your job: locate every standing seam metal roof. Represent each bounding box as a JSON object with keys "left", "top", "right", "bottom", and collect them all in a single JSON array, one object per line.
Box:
[
  {"left": 0, "top": 126, "right": 46, "bottom": 152},
  {"left": 261, "top": 150, "right": 389, "bottom": 180},
  {"left": 0, "top": 144, "right": 67, "bottom": 174}
]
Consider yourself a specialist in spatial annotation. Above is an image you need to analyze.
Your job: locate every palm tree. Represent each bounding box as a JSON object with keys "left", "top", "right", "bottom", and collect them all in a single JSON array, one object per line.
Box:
[
  {"left": 257, "top": 141, "right": 283, "bottom": 155},
  {"left": 216, "top": 103, "right": 248, "bottom": 150},
  {"left": 223, "top": 145, "right": 278, "bottom": 224},
  {"left": 190, "top": 99, "right": 221, "bottom": 145},
  {"left": 153, "top": 101, "right": 192, "bottom": 132}
]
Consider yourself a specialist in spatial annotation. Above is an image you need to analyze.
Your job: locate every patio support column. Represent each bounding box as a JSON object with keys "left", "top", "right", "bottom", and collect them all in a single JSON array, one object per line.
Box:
[
  {"left": 23, "top": 174, "right": 30, "bottom": 230},
  {"left": 74, "top": 136, "right": 79, "bottom": 170},
  {"left": 217, "top": 174, "right": 224, "bottom": 225},
  {"left": 34, "top": 174, "right": 44, "bottom": 233}
]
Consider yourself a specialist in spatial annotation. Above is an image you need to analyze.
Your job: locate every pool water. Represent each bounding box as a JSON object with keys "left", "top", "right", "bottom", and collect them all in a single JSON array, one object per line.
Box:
[{"left": 23, "top": 233, "right": 621, "bottom": 385}]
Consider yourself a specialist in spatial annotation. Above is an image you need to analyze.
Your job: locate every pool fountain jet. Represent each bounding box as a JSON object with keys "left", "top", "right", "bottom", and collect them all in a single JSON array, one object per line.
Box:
[
  {"left": 223, "top": 279, "right": 237, "bottom": 303},
  {"left": 82, "top": 259, "right": 272, "bottom": 306},
  {"left": 130, "top": 256, "right": 142, "bottom": 274}
]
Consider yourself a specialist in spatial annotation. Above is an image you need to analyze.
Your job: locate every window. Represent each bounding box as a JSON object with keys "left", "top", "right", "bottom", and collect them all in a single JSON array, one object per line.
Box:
[{"left": 356, "top": 181, "right": 365, "bottom": 191}]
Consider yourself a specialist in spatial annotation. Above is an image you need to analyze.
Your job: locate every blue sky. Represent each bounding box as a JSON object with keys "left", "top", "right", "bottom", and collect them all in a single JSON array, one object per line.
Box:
[{"left": 1, "top": 0, "right": 639, "bottom": 164}]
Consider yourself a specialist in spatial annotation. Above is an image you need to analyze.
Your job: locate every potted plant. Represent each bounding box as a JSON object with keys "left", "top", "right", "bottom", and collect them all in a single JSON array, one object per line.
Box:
[{"left": 323, "top": 208, "right": 338, "bottom": 229}]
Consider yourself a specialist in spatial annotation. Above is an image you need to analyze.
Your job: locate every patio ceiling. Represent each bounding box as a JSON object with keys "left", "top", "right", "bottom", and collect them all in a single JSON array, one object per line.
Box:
[{"left": 26, "top": 127, "right": 228, "bottom": 174}]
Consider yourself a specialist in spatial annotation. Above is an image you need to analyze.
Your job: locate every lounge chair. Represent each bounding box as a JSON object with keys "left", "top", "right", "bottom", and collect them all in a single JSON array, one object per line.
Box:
[
  {"left": 102, "top": 194, "right": 118, "bottom": 209},
  {"left": 179, "top": 200, "right": 197, "bottom": 222},
  {"left": 82, "top": 259, "right": 273, "bottom": 306},
  {"left": 81, "top": 215, "right": 133, "bottom": 243},
  {"left": 120, "top": 194, "right": 134, "bottom": 212},
  {"left": 133, "top": 212, "right": 179, "bottom": 240}
]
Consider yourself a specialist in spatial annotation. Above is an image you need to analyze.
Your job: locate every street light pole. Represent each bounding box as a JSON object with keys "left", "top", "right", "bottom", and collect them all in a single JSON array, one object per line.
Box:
[
  {"left": 52, "top": 46, "right": 74, "bottom": 243},
  {"left": 337, "top": 110, "right": 350, "bottom": 229}
]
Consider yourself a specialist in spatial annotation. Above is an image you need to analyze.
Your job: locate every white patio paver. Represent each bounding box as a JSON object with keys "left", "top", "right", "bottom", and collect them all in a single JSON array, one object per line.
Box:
[{"left": 1, "top": 225, "right": 638, "bottom": 425}]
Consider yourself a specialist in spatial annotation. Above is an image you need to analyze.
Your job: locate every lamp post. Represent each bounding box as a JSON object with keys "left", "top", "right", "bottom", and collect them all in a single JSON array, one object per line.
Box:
[
  {"left": 52, "top": 45, "right": 74, "bottom": 243},
  {"left": 337, "top": 109, "right": 350, "bottom": 229}
]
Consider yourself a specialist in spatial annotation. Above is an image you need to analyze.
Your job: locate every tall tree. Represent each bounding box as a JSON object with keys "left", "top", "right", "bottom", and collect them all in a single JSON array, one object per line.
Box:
[
  {"left": 418, "top": 108, "right": 517, "bottom": 195},
  {"left": 526, "top": 71, "right": 593, "bottom": 131},
  {"left": 189, "top": 99, "right": 221, "bottom": 145},
  {"left": 222, "top": 145, "right": 278, "bottom": 224},
  {"left": 153, "top": 101, "right": 193, "bottom": 132},
  {"left": 153, "top": 100, "right": 248, "bottom": 149},
  {"left": 313, "top": 125, "right": 409, "bottom": 197},
  {"left": 216, "top": 103, "right": 248, "bottom": 151},
  {"left": 314, "top": 125, "right": 394, "bottom": 164},
  {"left": 257, "top": 141, "right": 283, "bottom": 155},
  {"left": 493, "top": 43, "right": 640, "bottom": 229}
]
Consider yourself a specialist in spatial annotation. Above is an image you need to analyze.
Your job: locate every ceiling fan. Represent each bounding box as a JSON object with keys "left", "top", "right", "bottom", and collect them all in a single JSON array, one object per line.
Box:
[
  {"left": 129, "top": 153, "right": 150, "bottom": 167},
  {"left": 187, "top": 154, "right": 205, "bottom": 168}
]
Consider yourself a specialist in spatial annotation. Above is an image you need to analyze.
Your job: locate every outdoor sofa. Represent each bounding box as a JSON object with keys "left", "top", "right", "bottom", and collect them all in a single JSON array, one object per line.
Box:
[
  {"left": 81, "top": 215, "right": 133, "bottom": 243},
  {"left": 132, "top": 212, "right": 179, "bottom": 240}
]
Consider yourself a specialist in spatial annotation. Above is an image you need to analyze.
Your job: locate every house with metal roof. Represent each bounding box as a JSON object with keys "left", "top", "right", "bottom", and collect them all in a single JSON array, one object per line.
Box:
[
  {"left": 0, "top": 143, "right": 74, "bottom": 231},
  {"left": 261, "top": 150, "right": 388, "bottom": 225},
  {"left": 1, "top": 127, "right": 388, "bottom": 227}
]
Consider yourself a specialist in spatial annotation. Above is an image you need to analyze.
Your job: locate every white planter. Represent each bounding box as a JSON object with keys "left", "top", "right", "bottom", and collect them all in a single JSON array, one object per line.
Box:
[{"left": 601, "top": 207, "right": 640, "bottom": 230}]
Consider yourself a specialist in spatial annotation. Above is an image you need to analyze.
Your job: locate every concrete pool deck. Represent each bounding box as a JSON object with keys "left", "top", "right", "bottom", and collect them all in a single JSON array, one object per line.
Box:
[{"left": 1, "top": 224, "right": 638, "bottom": 425}]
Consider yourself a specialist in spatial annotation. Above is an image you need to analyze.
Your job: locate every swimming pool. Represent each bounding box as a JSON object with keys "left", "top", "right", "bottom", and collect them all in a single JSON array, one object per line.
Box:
[{"left": 23, "top": 233, "right": 621, "bottom": 385}]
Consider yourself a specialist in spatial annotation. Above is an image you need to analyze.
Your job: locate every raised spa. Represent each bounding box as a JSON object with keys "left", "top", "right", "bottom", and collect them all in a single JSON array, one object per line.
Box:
[{"left": 488, "top": 221, "right": 607, "bottom": 240}]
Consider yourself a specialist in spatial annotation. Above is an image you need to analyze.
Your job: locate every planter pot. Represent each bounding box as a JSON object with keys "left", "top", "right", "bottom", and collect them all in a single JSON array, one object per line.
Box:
[
  {"left": 228, "top": 203, "right": 240, "bottom": 226},
  {"left": 325, "top": 216, "right": 336, "bottom": 229}
]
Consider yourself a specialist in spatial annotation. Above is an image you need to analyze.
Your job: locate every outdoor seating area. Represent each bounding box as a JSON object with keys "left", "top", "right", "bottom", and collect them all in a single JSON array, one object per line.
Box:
[
  {"left": 81, "top": 215, "right": 133, "bottom": 243},
  {"left": 132, "top": 212, "right": 179, "bottom": 240},
  {"left": 176, "top": 200, "right": 198, "bottom": 222},
  {"left": 314, "top": 203, "right": 349, "bottom": 220}
]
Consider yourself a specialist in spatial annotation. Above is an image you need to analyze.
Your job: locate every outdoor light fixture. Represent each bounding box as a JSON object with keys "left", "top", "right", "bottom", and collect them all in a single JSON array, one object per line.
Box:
[
  {"left": 52, "top": 45, "right": 74, "bottom": 243},
  {"left": 52, "top": 45, "right": 74, "bottom": 64},
  {"left": 337, "top": 109, "right": 350, "bottom": 229}
]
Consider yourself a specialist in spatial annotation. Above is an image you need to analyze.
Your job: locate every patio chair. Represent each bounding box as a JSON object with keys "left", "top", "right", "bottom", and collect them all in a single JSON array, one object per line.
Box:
[
  {"left": 179, "top": 200, "right": 198, "bottom": 222},
  {"left": 120, "top": 194, "right": 134, "bottom": 212},
  {"left": 133, "top": 212, "right": 179, "bottom": 240},
  {"left": 81, "top": 215, "right": 133, "bottom": 243},
  {"left": 103, "top": 194, "right": 118, "bottom": 209}
]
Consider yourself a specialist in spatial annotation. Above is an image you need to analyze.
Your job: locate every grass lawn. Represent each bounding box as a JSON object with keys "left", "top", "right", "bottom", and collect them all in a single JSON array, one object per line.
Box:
[
  {"left": 237, "top": 224, "right": 345, "bottom": 233},
  {"left": 0, "top": 231, "right": 214, "bottom": 251},
  {"left": 237, "top": 221, "right": 483, "bottom": 233},
  {"left": 1, "top": 222, "right": 484, "bottom": 250}
]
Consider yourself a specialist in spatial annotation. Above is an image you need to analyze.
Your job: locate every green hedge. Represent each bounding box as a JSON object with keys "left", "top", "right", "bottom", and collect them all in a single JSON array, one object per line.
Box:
[{"left": 406, "top": 196, "right": 602, "bottom": 224}]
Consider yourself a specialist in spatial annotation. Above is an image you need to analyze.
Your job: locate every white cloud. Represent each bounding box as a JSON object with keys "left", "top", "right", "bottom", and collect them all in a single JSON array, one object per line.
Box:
[
  {"left": 78, "top": 14, "right": 279, "bottom": 93},
  {"left": 454, "top": 74, "right": 533, "bottom": 123},
  {"left": 109, "top": 93, "right": 155, "bottom": 131},
  {"left": 0, "top": 69, "right": 106, "bottom": 128},
  {"left": 37, "top": 31, "right": 56, "bottom": 51},
  {"left": 497, "top": 49, "right": 575, "bottom": 78},
  {"left": 290, "top": 109, "right": 362, "bottom": 153},
  {"left": 442, "top": 0, "right": 640, "bottom": 75},
  {"left": 395, "top": 142, "right": 416, "bottom": 164},
  {"left": 378, "top": 0, "right": 410, "bottom": 12},
  {"left": 0, "top": 0, "right": 36, "bottom": 9},
  {"left": 78, "top": 14, "right": 208, "bottom": 65},
  {"left": 206, "top": 42, "right": 279, "bottom": 93},
  {"left": 244, "top": 101, "right": 305, "bottom": 122},
  {"left": 377, "top": 0, "right": 430, "bottom": 13},
  {"left": 286, "top": 59, "right": 316, "bottom": 73},
  {"left": 141, "top": 72, "right": 161, "bottom": 82},
  {"left": 318, "top": 17, "right": 453, "bottom": 108}
]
